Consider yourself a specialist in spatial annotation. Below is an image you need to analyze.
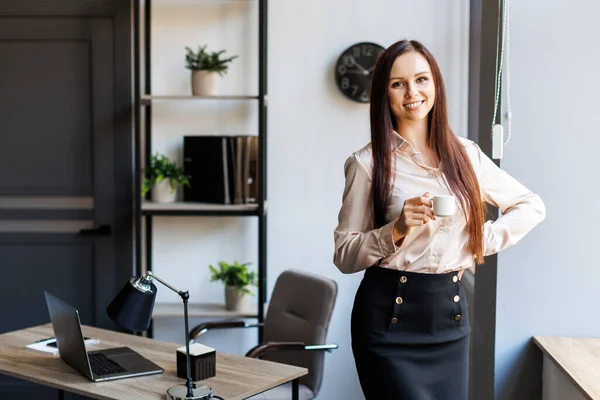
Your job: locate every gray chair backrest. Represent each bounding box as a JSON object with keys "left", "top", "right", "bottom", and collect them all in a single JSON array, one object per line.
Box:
[{"left": 261, "top": 269, "right": 338, "bottom": 396}]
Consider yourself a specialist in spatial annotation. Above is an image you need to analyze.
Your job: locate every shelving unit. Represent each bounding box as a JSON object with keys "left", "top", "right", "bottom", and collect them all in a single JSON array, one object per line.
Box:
[{"left": 133, "top": 0, "right": 268, "bottom": 341}]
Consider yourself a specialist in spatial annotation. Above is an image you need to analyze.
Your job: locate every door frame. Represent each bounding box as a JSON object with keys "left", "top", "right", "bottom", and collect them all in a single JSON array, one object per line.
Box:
[{"left": 468, "top": 0, "right": 502, "bottom": 399}]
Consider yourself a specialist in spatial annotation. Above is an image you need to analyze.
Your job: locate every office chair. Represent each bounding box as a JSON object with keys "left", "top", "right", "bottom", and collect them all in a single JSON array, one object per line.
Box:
[{"left": 189, "top": 269, "right": 338, "bottom": 400}]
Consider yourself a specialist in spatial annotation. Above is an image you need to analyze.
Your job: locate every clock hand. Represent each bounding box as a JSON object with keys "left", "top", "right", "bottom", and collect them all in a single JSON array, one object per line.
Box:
[
  {"left": 349, "top": 56, "right": 370, "bottom": 75},
  {"left": 367, "top": 65, "right": 376, "bottom": 73}
]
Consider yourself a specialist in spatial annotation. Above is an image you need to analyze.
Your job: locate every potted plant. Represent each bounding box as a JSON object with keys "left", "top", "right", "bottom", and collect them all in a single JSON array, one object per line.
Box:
[
  {"left": 185, "top": 45, "right": 238, "bottom": 96},
  {"left": 142, "top": 153, "right": 190, "bottom": 203},
  {"left": 208, "top": 261, "right": 258, "bottom": 312}
]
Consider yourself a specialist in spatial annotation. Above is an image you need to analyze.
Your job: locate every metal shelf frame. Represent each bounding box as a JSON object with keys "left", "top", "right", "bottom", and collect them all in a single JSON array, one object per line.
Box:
[{"left": 133, "top": 0, "right": 268, "bottom": 342}]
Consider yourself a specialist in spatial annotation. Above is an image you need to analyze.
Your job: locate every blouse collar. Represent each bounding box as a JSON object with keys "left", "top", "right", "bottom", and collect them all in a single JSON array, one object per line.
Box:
[
  {"left": 390, "top": 130, "right": 440, "bottom": 171},
  {"left": 390, "top": 130, "right": 417, "bottom": 154}
]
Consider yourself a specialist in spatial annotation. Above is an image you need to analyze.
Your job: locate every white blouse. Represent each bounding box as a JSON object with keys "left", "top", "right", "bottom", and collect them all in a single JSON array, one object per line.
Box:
[{"left": 333, "top": 131, "right": 546, "bottom": 274}]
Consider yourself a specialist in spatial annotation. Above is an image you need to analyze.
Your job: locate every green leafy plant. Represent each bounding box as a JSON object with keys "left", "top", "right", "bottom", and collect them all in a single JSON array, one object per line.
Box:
[
  {"left": 142, "top": 153, "right": 190, "bottom": 196},
  {"left": 185, "top": 45, "right": 238, "bottom": 76},
  {"left": 208, "top": 261, "right": 258, "bottom": 295}
]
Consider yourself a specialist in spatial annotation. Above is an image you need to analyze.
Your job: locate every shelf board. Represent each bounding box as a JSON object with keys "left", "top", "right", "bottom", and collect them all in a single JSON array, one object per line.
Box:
[
  {"left": 142, "top": 201, "right": 260, "bottom": 216},
  {"left": 152, "top": 302, "right": 259, "bottom": 319},
  {"left": 141, "top": 94, "right": 260, "bottom": 105}
]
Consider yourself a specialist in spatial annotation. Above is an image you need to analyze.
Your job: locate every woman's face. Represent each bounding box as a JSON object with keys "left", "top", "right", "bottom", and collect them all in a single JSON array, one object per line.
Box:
[{"left": 387, "top": 51, "right": 436, "bottom": 124}]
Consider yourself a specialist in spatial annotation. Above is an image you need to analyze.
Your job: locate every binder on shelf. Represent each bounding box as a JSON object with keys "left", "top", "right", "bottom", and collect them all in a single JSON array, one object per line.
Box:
[
  {"left": 245, "top": 136, "right": 259, "bottom": 203},
  {"left": 183, "top": 135, "right": 258, "bottom": 205},
  {"left": 234, "top": 136, "right": 244, "bottom": 205},
  {"left": 183, "top": 136, "right": 235, "bottom": 204}
]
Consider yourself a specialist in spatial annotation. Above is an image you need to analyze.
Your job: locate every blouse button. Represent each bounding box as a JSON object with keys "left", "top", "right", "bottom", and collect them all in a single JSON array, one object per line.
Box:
[
  {"left": 400, "top": 276, "right": 407, "bottom": 284},
  {"left": 391, "top": 318, "right": 398, "bottom": 324},
  {"left": 455, "top": 314, "right": 462, "bottom": 321},
  {"left": 396, "top": 297, "right": 403, "bottom": 305},
  {"left": 453, "top": 295, "right": 460, "bottom": 303},
  {"left": 452, "top": 275, "right": 458, "bottom": 283}
]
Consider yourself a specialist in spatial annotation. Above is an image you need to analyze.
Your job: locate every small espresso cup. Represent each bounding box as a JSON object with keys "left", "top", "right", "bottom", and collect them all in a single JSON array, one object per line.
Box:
[{"left": 432, "top": 195, "right": 456, "bottom": 217}]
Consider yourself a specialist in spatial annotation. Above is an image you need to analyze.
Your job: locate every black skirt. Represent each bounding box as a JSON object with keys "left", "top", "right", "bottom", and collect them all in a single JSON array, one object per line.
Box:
[{"left": 351, "top": 267, "right": 471, "bottom": 400}]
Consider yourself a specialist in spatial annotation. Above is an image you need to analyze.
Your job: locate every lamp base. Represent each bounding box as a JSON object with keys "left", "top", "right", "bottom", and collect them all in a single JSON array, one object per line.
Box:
[{"left": 166, "top": 384, "right": 212, "bottom": 400}]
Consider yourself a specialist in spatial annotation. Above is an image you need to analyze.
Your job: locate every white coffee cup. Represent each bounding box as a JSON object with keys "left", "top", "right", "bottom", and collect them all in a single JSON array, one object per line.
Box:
[{"left": 432, "top": 195, "right": 456, "bottom": 217}]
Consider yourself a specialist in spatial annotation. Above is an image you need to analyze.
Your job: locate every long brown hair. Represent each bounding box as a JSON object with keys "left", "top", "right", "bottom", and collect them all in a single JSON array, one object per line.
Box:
[{"left": 369, "top": 39, "right": 486, "bottom": 264}]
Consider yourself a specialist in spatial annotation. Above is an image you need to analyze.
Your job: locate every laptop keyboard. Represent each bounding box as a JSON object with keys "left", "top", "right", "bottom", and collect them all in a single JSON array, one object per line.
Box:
[{"left": 89, "top": 352, "right": 127, "bottom": 376}]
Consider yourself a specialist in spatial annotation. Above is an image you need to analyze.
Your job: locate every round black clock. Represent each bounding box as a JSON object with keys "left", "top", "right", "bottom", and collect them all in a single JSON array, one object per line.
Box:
[{"left": 335, "top": 42, "right": 385, "bottom": 103}]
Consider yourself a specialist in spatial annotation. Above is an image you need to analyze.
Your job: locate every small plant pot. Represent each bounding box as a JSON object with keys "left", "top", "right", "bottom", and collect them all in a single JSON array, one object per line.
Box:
[
  {"left": 225, "top": 285, "right": 250, "bottom": 312},
  {"left": 151, "top": 180, "right": 177, "bottom": 203},
  {"left": 191, "top": 70, "right": 219, "bottom": 96}
]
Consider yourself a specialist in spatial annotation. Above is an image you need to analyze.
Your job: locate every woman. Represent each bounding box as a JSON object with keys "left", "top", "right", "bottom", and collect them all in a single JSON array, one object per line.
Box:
[{"left": 333, "top": 39, "right": 546, "bottom": 400}]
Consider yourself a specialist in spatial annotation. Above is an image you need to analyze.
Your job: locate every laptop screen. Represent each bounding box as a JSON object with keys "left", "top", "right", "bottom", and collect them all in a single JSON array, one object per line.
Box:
[{"left": 44, "top": 291, "right": 94, "bottom": 380}]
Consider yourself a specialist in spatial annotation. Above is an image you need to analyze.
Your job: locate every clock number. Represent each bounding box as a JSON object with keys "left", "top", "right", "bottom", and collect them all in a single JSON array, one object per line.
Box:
[
  {"left": 360, "top": 90, "right": 369, "bottom": 102},
  {"left": 338, "top": 65, "right": 347, "bottom": 75},
  {"left": 341, "top": 77, "right": 350, "bottom": 90},
  {"left": 353, "top": 46, "right": 361, "bottom": 58},
  {"left": 351, "top": 84, "right": 359, "bottom": 96},
  {"left": 362, "top": 45, "right": 373, "bottom": 57},
  {"left": 343, "top": 56, "right": 355, "bottom": 67}
]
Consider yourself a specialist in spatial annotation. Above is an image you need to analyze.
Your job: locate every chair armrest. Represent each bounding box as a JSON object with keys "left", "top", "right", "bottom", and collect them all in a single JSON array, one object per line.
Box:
[
  {"left": 245, "top": 342, "right": 338, "bottom": 358},
  {"left": 189, "top": 320, "right": 264, "bottom": 342}
]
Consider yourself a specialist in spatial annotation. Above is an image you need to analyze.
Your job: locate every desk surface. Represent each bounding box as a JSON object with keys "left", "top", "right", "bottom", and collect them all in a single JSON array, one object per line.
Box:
[
  {"left": 534, "top": 336, "right": 600, "bottom": 400},
  {"left": 0, "top": 324, "right": 307, "bottom": 400}
]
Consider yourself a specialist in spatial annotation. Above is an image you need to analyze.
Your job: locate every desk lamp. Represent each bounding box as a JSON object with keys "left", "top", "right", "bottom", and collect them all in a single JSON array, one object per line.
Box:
[{"left": 107, "top": 271, "right": 212, "bottom": 400}]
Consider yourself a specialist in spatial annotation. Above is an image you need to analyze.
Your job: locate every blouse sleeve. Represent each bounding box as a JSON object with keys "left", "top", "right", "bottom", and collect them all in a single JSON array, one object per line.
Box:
[
  {"left": 333, "top": 154, "right": 401, "bottom": 274},
  {"left": 474, "top": 144, "right": 547, "bottom": 256}
]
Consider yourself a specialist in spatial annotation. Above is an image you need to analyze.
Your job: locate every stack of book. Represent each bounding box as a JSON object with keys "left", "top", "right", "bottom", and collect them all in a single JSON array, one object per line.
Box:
[{"left": 183, "top": 135, "right": 259, "bottom": 204}]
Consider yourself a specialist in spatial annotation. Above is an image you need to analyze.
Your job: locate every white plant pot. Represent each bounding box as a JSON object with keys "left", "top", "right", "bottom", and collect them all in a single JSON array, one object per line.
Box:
[
  {"left": 225, "top": 285, "right": 250, "bottom": 312},
  {"left": 151, "top": 179, "right": 177, "bottom": 203},
  {"left": 191, "top": 70, "right": 219, "bottom": 96}
]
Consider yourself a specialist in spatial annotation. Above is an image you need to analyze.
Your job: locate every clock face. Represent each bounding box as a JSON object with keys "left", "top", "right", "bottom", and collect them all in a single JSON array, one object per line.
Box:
[{"left": 335, "top": 42, "right": 385, "bottom": 103}]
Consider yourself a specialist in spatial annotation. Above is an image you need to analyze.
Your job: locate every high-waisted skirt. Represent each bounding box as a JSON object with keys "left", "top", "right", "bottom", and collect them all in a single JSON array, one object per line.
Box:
[{"left": 351, "top": 266, "right": 471, "bottom": 400}]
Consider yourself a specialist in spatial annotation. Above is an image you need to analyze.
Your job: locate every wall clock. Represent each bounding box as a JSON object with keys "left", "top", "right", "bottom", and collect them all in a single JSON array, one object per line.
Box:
[{"left": 335, "top": 42, "right": 385, "bottom": 103}]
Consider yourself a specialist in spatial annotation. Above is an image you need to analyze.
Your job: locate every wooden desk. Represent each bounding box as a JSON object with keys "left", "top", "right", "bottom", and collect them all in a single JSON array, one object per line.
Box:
[
  {"left": 0, "top": 324, "right": 307, "bottom": 400},
  {"left": 534, "top": 336, "right": 600, "bottom": 400}
]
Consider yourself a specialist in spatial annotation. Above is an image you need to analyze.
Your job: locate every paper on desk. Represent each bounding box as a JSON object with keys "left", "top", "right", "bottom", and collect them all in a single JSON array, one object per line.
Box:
[{"left": 26, "top": 337, "right": 99, "bottom": 355}]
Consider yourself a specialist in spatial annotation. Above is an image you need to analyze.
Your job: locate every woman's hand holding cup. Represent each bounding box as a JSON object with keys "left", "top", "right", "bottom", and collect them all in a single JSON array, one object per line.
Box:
[{"left": 392, "top": 192, "right": 435, "bottom": 244}]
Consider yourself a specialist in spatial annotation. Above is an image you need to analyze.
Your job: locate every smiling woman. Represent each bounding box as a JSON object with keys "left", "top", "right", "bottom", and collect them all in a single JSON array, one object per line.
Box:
[{"left": 333, "top": 39, "right": 546, "bottom": 400}]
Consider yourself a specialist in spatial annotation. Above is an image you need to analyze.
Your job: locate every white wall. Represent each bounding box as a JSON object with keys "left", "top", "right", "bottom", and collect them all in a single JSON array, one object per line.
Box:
[
  {"left": 147, "top": 1, "right": 470, "bottom": 398},
  {"left": 493, "top": 0, "right": 600, "bottom": 398}
]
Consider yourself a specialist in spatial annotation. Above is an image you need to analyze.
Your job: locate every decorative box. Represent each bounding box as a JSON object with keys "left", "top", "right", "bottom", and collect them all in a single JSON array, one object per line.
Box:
[{"left": 176, "top": 343, "right": 216, "bottom": 381}]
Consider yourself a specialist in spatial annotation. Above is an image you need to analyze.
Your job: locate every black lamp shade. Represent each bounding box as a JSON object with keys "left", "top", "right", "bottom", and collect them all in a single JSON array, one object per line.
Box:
[{"left": 107, "top": 279, "right": 157, "bottom": 332}]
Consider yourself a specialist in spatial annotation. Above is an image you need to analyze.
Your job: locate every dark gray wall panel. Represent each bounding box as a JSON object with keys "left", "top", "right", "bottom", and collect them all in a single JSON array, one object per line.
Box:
[
  {"left": 0, "top": 1, "right": 132, "bottom": 398},
  {"left": 0, "top": 240, "right": 94, "bottom": 332},
  {"left": 0, "top": 40, "right": 92, "bottom": 195}
]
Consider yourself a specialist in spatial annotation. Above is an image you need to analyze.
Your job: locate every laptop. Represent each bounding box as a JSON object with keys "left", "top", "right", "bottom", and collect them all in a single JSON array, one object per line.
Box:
[{"left": 44, "top": 291, "right": 164, "bottom": 382}]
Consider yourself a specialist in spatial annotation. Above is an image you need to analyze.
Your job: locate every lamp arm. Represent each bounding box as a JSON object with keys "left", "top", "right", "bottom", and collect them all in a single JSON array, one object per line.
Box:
[
  {"left": 143, "top": 271, "right": 184, "bottom": 296},
  {"left": 142, "top": 271, "right": 194, "bottom": 398}
]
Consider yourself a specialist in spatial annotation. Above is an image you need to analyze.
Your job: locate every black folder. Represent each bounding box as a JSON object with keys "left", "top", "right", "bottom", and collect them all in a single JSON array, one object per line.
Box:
[
  {"left": 183, "top": 135, "right": 258, "bottom": 204},
  {"left": 183, "top": 136, "right": 236, "bottom": 204}
]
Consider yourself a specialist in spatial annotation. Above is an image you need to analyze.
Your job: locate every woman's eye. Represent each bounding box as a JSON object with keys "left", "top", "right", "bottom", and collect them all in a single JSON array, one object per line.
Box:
[
  {"left": 391, "top": 81, "right": 404, "bottom": 88},
  {"left": 417, "top": 77, "right": 428, "bottom": 83}
]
